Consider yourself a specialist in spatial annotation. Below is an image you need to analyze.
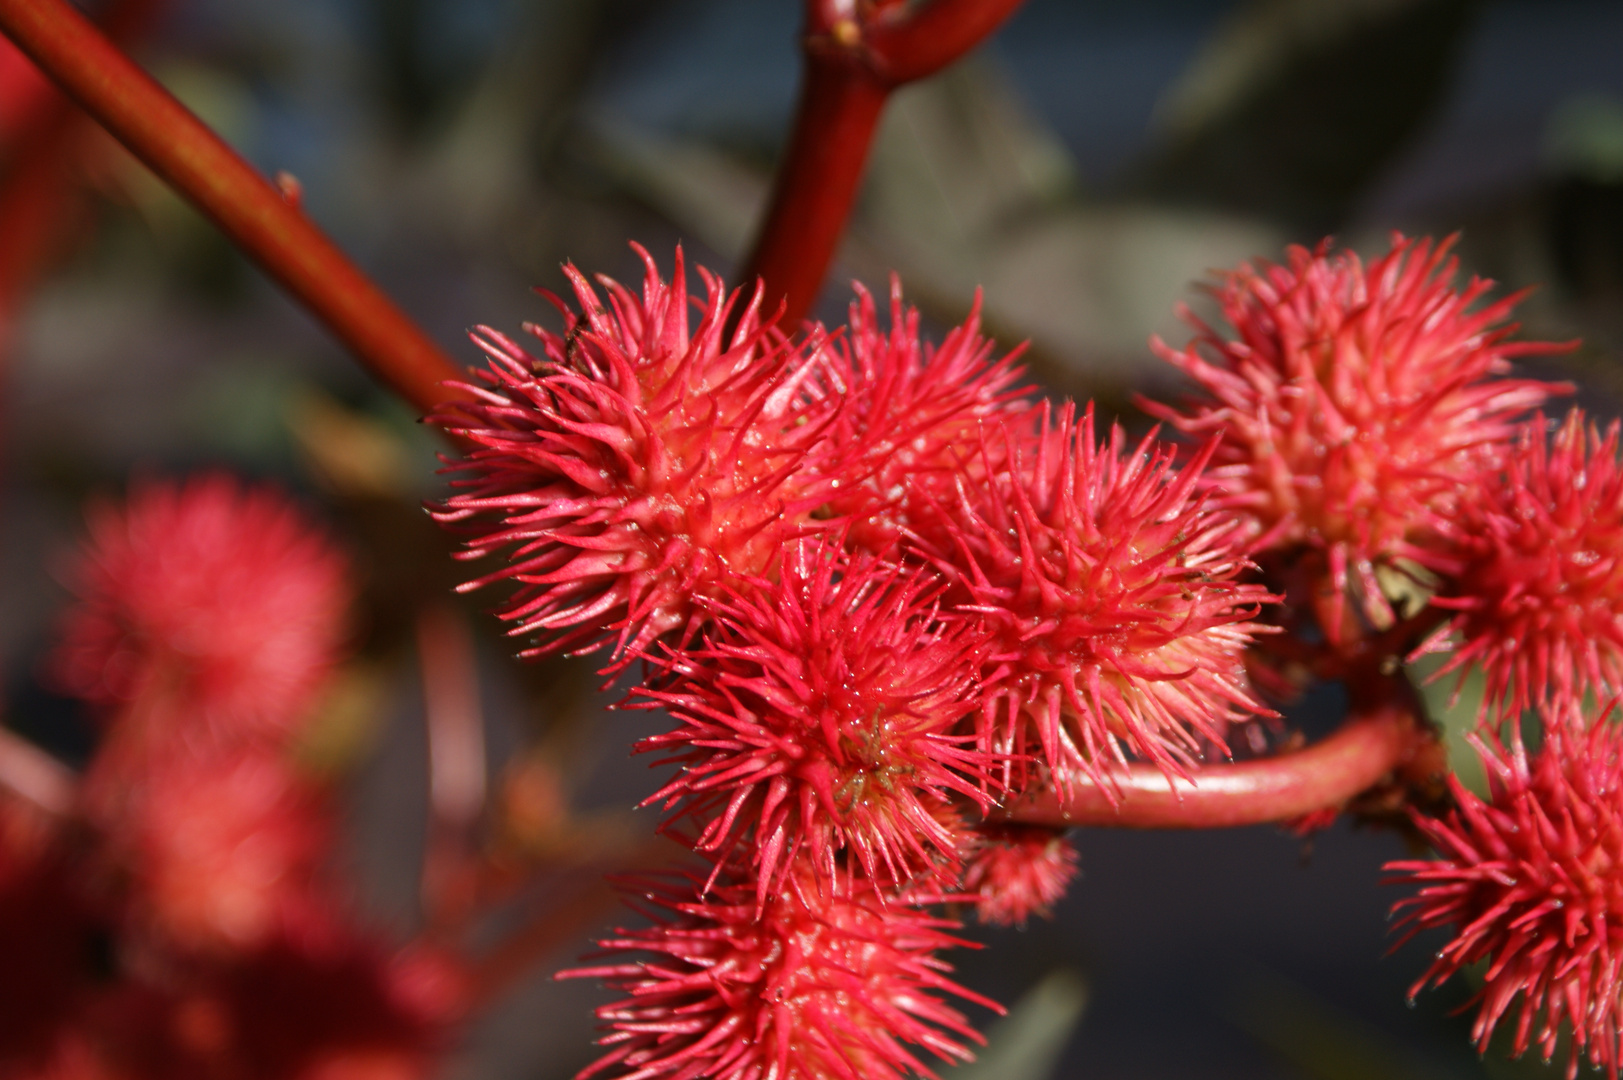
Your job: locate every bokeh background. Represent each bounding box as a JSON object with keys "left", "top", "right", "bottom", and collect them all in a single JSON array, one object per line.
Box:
[{"left": 5, "top": 1, "right": 1623, "bottom": 1077}]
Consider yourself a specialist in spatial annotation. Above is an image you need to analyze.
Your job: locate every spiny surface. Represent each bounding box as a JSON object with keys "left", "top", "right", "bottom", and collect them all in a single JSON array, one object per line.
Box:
[
  {"left": 1417, "top": 410, "right": 1623, "bottom": 724},
  {"left": 51, "top": 473, "right": 351, "bottom": 745},
  {"left": 432, "top": 245, "right": 836, "bottom": 663},
  {"left": 1147, "top": 234, "right": 1565, "bottom": 631},
  {"left": 961, "top": 824, "right": 1079, "bottom": 927},
  {"left": 638, "top": 544, "right": 995, "bottom": 896},
  {"left": 1388, "top": 716, "right": 1623, "bottom": 1078},
  {"left": 931, "top": 402, "right": 1271, "bottom": 787},
  {"left": 810, "top": 279, "right": 1031, "bottom": 560},
  {"left": 559, "top": 859, "right": 997, "bottom": 1080}
]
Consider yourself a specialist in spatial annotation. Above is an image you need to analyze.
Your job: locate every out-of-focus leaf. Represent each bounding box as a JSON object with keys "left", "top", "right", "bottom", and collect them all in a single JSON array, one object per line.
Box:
[
  {"left": 288, "top": 387, "right": 414, "bottom": 499},
  {"left": 1407, "top": 653, "right": 1490, "bottom": 800},
  {"left": 1133, "top": 0, "right": 1481, "bottom": 236},
  {"left": 951, "top": 968, "right": 1087, "bottom": 1080},
  {"left": 183, "top": 355, "right": 302, "bottom": 464},
  {"left": 1544, "top": 94, "right": 1623, "bottom": 185},
  {"left": 576, "top": 116, "right": 769, "bottom": 261},
  {"left": 1222, "top": 962, "right": 1453, "bottom": 1080},
  {"left": 866, "top": 56, "right": 1077, "bottom": 276},
  {"left": 1544, "top": 94, "right": 1623, "bottom": 323},
  {"left": 293, "top": 661, "right": 393, "bottom": 776},
  {"left": 974, "top": 204, "right": 1280, "bottom": 384},
  {"left": 858, "top": 60, "right": 1282, "bottom": 396},
  {"left": 578, "top": 57, "right": 1282, "bottom": 403},
  {"left": 405, "top": 0, "right": 665, "bottom": 243}
]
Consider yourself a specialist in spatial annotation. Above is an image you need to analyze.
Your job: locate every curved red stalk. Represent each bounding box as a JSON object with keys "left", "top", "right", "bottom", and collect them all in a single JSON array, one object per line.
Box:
[
  {"left": 737, "top": 0, "right": 1028, "bottom": 331},
  {"left": 0, "top": 0, "right": 468, "bottom": 415},
  {"left": 996, "top": 674, "right": 1424, "bottom": 829}
]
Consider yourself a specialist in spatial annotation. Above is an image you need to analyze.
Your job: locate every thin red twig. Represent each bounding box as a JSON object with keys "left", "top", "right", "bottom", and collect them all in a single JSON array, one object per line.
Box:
[
  {"left": 417, "top": 603, "right": 487, "bottom": 931},
  {"left": 0, "top": 0, "right": 469, "bottom": 415},
  {"left": 464, "top": 837, "right": 676, "bottom": 1009},
  {"left": 0, "top": 31, "right": 54, "bottom": 144}
]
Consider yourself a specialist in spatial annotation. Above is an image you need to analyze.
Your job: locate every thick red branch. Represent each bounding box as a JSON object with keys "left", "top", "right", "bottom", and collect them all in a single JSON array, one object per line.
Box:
[
  {"left": 0, "top": 0, "right": 469, "bottom": 416},
  {"left": 995, "top": 679, "right": 1425, "bottom": 829},
  {"left": 736, "top": 0, "right": 1027, "bottom": 331}
]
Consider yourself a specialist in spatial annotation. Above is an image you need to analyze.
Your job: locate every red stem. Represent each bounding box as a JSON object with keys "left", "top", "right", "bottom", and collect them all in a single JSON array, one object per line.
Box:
[
  {"left": 417, "top": 603, "right": 489, "bottom": 935},
  {"left": 0, "top": 0, "right": 469, "bottom": 415},
  {"left": 466, "top": 872, "right": 620, "bottom": 1009},
  {"left": 464, "top": 836, "right": 675, "bottom": 1009},
  {"left": 996, "top": 676, "right": 1424, "bottom": 829},
  {"left": 736, "top": 57, "right": 888, "bottom": 336},
  {"left": 736, "top": 0, "right": 1027, "bottom": 331}
]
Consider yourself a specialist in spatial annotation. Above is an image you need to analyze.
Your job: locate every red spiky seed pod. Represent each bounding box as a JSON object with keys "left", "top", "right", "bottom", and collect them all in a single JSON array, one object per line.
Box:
[
  {"left": 208, "top": 926, "right": 464, "bottom": 1080},
  {"left": 558, "top": 857, "right": 999, "bottom": 1080},
  {"left": 92, "top": 911, "right": 466, "bottom": 1080},
  {"left": 1387, "top": 712, "right": 1623, "bottom": 1078},
  {"left": 100, "top": 749, "right": 330, "bottom": 954},
  {"left": 51, "top": 473, "right": 351, "bottom": 747},
  {"left": 811, "top": 279, "right": 1032, "bottom": 560},
  {"left": 961, "top": 824, "right": 1079, "bottom": 927},
  {"left": 1146, "top": 234, "right": 1567, "bottom": 632},
  {"left": 1414, "top": 410, "right": 1623, "bottom": 724},
  {"left": 431, "top": 245, "right": 838, "bottom": 663},
  {"left": 934, "top": 401, "right": 1272, "bottom": 787},
  {"left": 637, "top": 543, "right": 995, "bottom": 897}
]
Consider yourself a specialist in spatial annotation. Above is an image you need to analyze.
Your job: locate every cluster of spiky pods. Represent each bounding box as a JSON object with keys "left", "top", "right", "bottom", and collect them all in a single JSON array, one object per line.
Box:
[
  {"left": 429, "top": 232, "right": 1623, "bottom": 1079},
  {"left": 21, "top": 0, "right": 1621, "bottom": 1074},
  {"left": 0, "top": 476, "right": 463, "bottom": 1079}
]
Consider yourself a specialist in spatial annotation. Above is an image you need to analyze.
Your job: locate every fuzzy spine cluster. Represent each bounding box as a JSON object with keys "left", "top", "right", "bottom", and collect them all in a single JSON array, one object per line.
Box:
[
  {"left": 1389, "top": 720, "right": 1623, "bottom": 1078},
  {"left": 1136, "top": 236, "right": 1623, "bottom": 1079},
  {"left": 433, "top": 234, "right": 1623, "bottom": 1080},
  {"left": 434, "top": 245, "right": 1295, "bottom": 1080}
]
